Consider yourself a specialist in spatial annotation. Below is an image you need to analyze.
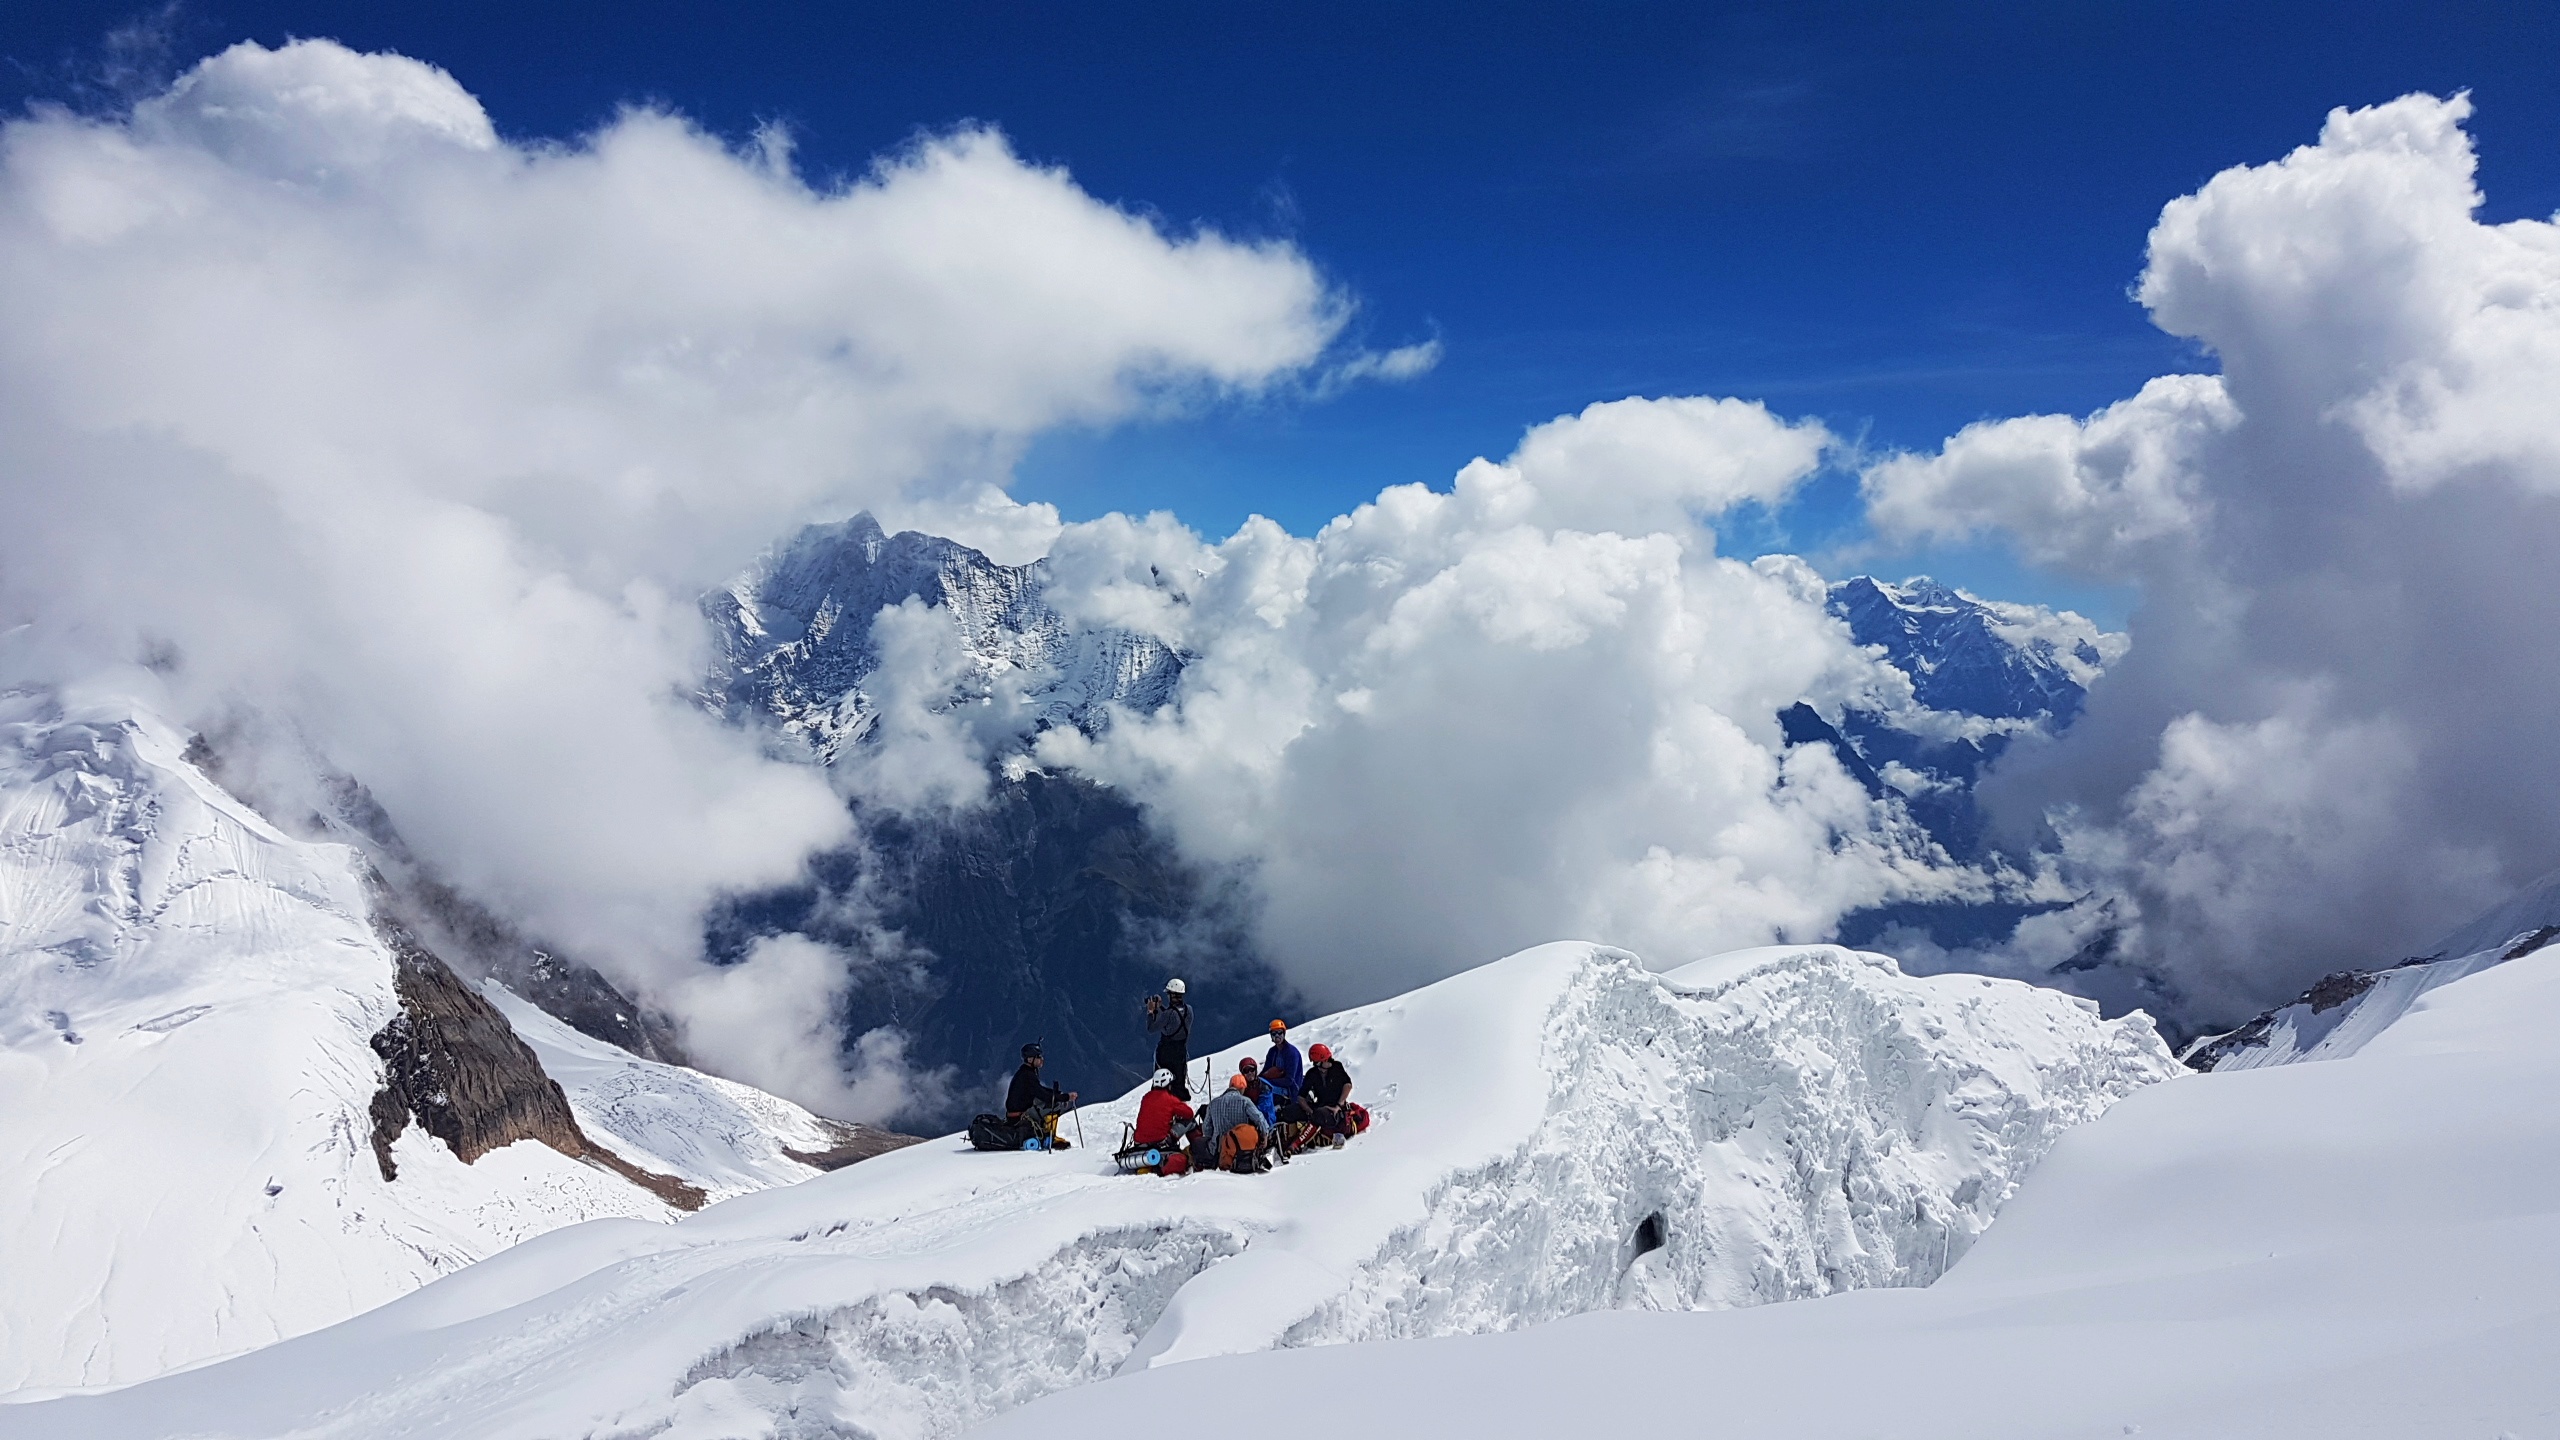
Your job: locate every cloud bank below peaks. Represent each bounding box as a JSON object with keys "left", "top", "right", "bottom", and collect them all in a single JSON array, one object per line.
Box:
[
  {"left": 1863, "top": 92, "right": 2560, "bottom": 1021},
  {"left": 0, "top": 37, "right": 1352, "bottom": 1111},
  {"left": 1026, "top": 395, "right": 1994, "bottom": 1007}
]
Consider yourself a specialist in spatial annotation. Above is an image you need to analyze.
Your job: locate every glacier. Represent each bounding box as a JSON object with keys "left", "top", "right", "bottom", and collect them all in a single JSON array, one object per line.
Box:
[
  {"left": 0, "top": 938, "right": 2174, "bottom": 1438},
  {"left": 996, "top": 942, "right": 2560, "bottom": 1440},
  {"left": 0, "top": 689, "right": 896, "bottom": 1394}
]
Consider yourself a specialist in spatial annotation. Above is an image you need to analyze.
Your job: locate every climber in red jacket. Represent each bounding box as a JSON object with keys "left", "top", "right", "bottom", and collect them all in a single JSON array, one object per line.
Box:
[{"left": 1131, "top": 1067, "right": 1196, "bottom": 1175}]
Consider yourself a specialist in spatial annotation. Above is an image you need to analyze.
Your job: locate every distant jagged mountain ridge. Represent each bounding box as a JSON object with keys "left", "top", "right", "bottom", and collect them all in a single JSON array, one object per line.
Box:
[
  {"left": 702, "top": 526, "right": 2140, "bottom": 1128},
  {"left": 704, "top": 515, "right": 1285, "bottom": 1128},
  {"left": 1828, "top": 575, "right": 2120, "bottom": 727},
  {"left": 1807, "top": 577, "right": 2126, "bottom": 863},
  {"left": 705, "top": 514, "right": 1186, "bottom": 763}
]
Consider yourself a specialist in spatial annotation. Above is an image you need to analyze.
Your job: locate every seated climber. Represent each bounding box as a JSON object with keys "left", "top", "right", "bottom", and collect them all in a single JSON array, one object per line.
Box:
[
  {"left": 1129, "top": 1068, "right": 1196, "bottom": 1175},
  {"left": 1238, "top": 1056, "right": 1280, "bottom": 1132},
  {"left": 1005, "top": 1042, "right": 1078, "bottom": 1150},
  {"left": 1201, "top": 1072, "right": 1274, "bottom": 1174},
  {"left": 1289, "top": 1042, "right": 1359, "bottom": 1142}
]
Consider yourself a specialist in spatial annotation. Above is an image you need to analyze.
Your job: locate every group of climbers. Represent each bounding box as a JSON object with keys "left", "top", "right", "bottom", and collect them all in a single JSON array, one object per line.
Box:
[
  {"left": 969, "top": 977, "right": 1367, "bottom": 1169},
  {"left": 1121, "top": 1009, "right": 1368, "bottom": 1175}
]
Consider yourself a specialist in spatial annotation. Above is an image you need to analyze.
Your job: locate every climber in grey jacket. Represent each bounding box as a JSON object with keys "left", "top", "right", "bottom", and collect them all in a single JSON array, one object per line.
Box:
[{"left": 1195, "top": 1073, "right": 1275, "bottom": 1173}]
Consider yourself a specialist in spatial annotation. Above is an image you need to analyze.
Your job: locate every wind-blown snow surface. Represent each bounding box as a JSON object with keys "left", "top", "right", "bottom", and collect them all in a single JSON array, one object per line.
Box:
[
  {"left": 0, "top": 691, "right": 856, "bottom": 1393},
  {"left": 998, "top": 947, "right": 2560, "bottom": 1440},
  {"left": 0, "top": 941, "right": 2173, "bottom": 1438}
]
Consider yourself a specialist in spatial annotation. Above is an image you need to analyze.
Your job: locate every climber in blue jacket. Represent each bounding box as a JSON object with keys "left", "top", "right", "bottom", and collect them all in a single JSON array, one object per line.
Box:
[{"left": 1261, "top": 1019, "right": 1305, "bottom": 1105}]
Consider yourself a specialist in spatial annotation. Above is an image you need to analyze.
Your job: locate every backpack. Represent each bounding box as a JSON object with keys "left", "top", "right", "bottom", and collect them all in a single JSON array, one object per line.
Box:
[
  {"left": 1217, "top": 1122, "right": 1264, "bottom": 1173},
  {"left": 969, "top": 1112, "right": 1028, "bottom": 1152}
]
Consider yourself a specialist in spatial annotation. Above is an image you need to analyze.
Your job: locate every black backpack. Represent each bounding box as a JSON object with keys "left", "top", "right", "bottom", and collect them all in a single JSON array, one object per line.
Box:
[{"left": 969, "top": 1112, "right": 1029, "bottom": 1151}]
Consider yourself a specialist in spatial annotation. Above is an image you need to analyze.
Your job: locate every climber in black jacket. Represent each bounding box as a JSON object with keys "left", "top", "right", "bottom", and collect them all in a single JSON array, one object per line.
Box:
[
  {"left": 1144, "top": 978, "right": 1193, "bottom": 1101},
  {"left": 1005, "top": 1042, "right": 1078, "bottom": 1149}
]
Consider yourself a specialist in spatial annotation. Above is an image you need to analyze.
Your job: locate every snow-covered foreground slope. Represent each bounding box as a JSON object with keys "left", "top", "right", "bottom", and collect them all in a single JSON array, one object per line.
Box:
[
  {"left": 0, "top": 940, "right": 2174, "bottom": 1439},
  {"left": 0, "top": 691, "right": 875, "bottom": 1393},
  {"left": 997, "top": 947, "right": 2560, "bottom": 1440}
]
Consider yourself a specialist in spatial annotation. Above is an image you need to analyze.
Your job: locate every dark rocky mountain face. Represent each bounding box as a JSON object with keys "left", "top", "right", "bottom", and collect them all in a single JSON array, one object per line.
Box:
[
  {"left": 705, "top": 517, "right": 1285, "bottom": 1130},
  {"left": 710, "top": 769, "right": 1283, "bottom": 1128},
  {"left": 1811, "top": 577, "right": 2125, "bottom": 959},
  {"left": 1828, "top": 576, "right": 2105, "bottom": 725},
  {"left": 365, "top": 904, "right": 706, "bottom": 1210},
  {"left": 1812, "top": 575, "right": 2117, "bottom": 864}
]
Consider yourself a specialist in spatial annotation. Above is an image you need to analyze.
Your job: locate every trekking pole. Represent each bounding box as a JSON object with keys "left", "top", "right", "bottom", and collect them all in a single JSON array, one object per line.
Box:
[{"left": 1073, "top": 1103, "right": 1086, "bottom": 1153}]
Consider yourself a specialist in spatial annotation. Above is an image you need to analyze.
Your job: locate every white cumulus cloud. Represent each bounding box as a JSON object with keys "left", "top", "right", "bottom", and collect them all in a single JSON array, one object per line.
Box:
[
  {"left": 1022, "top": 405, "right": 1960, "bottom": 1007},
  {"left": 1866, "top": 92, "right": 2560, "bottom": 1019},
  {"left": 0, "top": 37, "right": 1348, "bottom": 1112}
]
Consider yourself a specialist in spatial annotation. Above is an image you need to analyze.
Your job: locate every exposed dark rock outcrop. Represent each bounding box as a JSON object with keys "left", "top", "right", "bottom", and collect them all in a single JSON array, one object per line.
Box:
[
  {"left": 365, "top": 912, "right": 707, "bottom": 1210},
  {"left": 381, "top": 866, "right": 689, "bottom": 1065}
]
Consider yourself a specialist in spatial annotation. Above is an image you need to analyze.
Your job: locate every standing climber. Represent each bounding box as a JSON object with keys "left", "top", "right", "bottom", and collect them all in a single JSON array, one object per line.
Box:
[
  {"left": 1262, "top": 1020, "right": 1304, "bottom": 1106},
  {"left": 1201, "top": 1072, "right": 1275, "bottom": 1173},
  {"left": 1130, "top": 1069, "right": 1196, "bottom": 1175},
  {"left": 1144, "top": 978, "right": 1193, "bottom": 1101},
  {"left": 1005, "top": 1042, "right": 1078, "bottom": 1150}
]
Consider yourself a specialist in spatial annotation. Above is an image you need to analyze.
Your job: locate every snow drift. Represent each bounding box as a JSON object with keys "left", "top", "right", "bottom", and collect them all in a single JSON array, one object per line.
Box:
[
  {"left": 0, "top": 690, "right": 888, "bottom": 1393},
  {"left": 0, "top": 938, "right": 2175, "bottom": 1437},
  {"left": 993, "top": 942, "right": 2560, "bottom": 1440}
]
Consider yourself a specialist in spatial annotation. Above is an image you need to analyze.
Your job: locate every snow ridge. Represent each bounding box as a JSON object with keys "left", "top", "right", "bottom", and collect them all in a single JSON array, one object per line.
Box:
[
  {"left": 1285, "top": 945, "right": 2170, "bottom": 1347},
  {"left": 0, "top": 942, "right": 2176, "bottom": 1439}
]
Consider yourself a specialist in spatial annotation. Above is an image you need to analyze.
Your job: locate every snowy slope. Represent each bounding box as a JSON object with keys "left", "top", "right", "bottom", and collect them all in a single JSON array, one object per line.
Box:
[
  {"left": 996, "top": 945, "right": 2560, "bottom": 1440},
  {"left": 0, "top": 691, "right": 870, "bottom": 1393},
  {"left": 489, "top": 982, "right": 915, "bottom": 1203},
  {"left": 2187, "top": 867, "right": 2560, "bottom": 1071},
  {"left": 0, "top": 941, "right": 2174, "bottom": 1438}
]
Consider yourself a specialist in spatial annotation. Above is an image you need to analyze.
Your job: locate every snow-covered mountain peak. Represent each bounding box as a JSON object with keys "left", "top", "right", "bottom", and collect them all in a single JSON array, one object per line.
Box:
[
  {"left": 707, "top": 513, "right": 1185, "bottom": 762},
  {"left": 1828, "top": 574, "right": 2124, "bottom": 725}
]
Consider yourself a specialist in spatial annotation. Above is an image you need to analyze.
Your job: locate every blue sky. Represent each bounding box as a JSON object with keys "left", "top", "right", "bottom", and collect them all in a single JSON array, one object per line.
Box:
[{"left": 10, "top": 2, "right": 2559, "bottom": 623}]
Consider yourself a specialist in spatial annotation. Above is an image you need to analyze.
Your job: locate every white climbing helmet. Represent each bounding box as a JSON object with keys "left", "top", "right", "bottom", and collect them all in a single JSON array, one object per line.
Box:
[
  {"left": 1149, "top": 1068, "right": 1174, "bottom": 1090},
  {"left": 1165, "top": 977, "right": 1187, "bottom": 995}
]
